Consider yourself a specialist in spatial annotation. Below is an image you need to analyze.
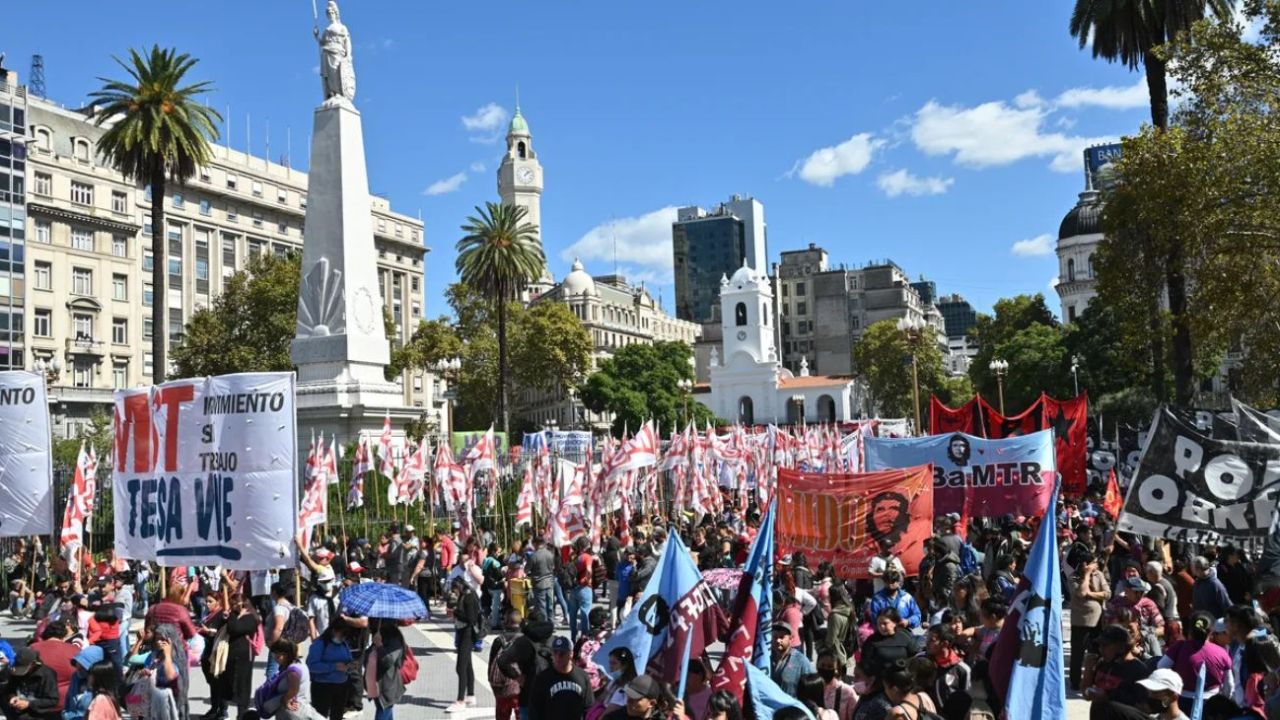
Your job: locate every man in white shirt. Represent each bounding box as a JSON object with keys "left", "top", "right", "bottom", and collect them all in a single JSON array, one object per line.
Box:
[{"left": 868, "top": 548, "right": 905, "bottom": 595}]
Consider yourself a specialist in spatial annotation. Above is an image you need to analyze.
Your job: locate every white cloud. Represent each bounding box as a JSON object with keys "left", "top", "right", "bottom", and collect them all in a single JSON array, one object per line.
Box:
[
  {"left": 312, "top": 65, "right": 320, "bottom": 75},
  {"left": 469, "top": 161, "right": 486, "bottom": 173},
  {"left": 1055, "top": 77, "right": 1149, "bottom": 110},
  {"left": 461, "top": 103, "right": 509, "bottom": 133},
  {"left": 562, "top": 207, "right": 680, "bottom": 283},
  {"left": 911, "top": 98, "right": 1113, "bottom": 173},
  {"left": 1011, "top": 233, "right": 1054, "bottom": 257},
  {"left": 423, "top": 172, "right": 467, "bottom": 196},
  {"left": 876, "top": 169, "right": 954, "bottom": 198},
  {"left": 1014, "top": 90, "right": 1045, "bottom": 109},
  {"left": 791, "top": 133, "right": 884, "bottom": 187}
]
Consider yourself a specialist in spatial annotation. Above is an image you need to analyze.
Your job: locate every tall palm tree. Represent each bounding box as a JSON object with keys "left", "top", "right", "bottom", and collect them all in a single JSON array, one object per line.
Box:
[
  {"left": 91, "top": 46, "right": 220, "bottom": 383},
  {"left": 1070, "top": 0, "right": 1232, "bottom": 406},
  {"left": 456, "top": 202, "right": 544, "bottom": 438}
]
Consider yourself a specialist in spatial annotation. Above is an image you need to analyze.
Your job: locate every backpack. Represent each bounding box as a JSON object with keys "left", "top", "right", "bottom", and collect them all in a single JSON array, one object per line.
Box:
[
  {"left": 532, "top": 642, "right": 554, "bottom": 679},
  {"left": 899, "top": 698, "right": 944, "bottom": 720},
  {"left": 249, "top": 622, "right": 265, "bottom": 657},
  {"left": 558, "top": 563, "right": 577, "bottom": 592},
  {"left": 399, "top": 644, "right": 419, "bottom": 685},
  {"left": 488, "top": 636, "right": 521, "bottom": 698},
  {"left": 281, "top": 606, "right": 311, "bottom": 644},
  {"left": 483, "top": 560, "right": 505, "bottom": 592},
  {"left": 959, "top": 543, "right": 980, "bottom": 577},
  {"left": 591, "top": 556, "right": 607, "bottom": 589}
]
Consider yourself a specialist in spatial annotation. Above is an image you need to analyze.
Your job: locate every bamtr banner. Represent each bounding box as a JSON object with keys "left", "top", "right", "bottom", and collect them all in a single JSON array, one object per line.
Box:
[
  {"left": 864, "top": 430, "right": 1057, "bottom": 518},
  {"left": 775, "top": 466, "right": 934, "bottom": 579},
  {"left": 112, "top": 372, "right": 299, "bottom": 569},
  {"left": 1118, "top": 408, "right": 1280, "bottom": 544},
  {"left": 0, "top": 371, "right": 55, "bottom": 537}
]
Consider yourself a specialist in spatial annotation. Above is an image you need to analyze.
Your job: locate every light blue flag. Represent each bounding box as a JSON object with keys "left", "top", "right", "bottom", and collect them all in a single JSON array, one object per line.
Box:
[
  {"left": 1190, "top": 662, "right": 1207, "bottom": 720},
  {"left": 592, "top": 530, "right": 718, "bottom": 682},
  {"left": 745, "top": 664, "right": 813, "bottom": 720},
  {"left": 996, "top": 482, "right": 1067, "bottom": 718}
]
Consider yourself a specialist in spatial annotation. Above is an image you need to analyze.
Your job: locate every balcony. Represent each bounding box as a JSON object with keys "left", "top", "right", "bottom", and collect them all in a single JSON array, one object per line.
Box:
[{"left": 65, "top": 335, "right": 106, "bottom": 357}]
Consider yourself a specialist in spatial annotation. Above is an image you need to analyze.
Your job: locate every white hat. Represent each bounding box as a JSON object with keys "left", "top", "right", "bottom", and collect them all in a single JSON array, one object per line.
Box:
[
  {"left": 1137, "top": 668, "right": 1183, "bottom": 696},
  {"left": 404, "top": 524, "right": 415, "bottom": 533}
]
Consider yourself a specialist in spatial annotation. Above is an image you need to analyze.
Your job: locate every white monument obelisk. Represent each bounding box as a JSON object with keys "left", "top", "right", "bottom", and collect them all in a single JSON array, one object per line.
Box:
[{"left": 291, "top": 0, "right": 416, "bottom": 440}]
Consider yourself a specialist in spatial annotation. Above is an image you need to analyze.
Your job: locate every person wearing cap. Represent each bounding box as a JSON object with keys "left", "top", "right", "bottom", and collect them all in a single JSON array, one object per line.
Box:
[
  {"left": 1084, "top": 624, "right": 1150, "bottom": 710},
  {"left": 296, "top": 536, "right": 339, "bottom": 639},
  {"left": 0, "top": 647, "right": 60, "bottom": 720},
  {"left": 527, "top": 636, "right": 591, "bottom": 720},
  {"left": 1129, "top": 669, "right": 1190, "bottom": 719},
  {"left": 1156, "top": 611, "right": 1234, "bottom": 712},
  {"left": 600, "top": 675, "right": 683, "bottom": 720},
  {"left": 1105, "top": 576, "right": 1165, "bottom": 657},
  {"left": 866, "top": 570, "right": 922, "bottom": 631},
  {"left": 1191, "top": 556, "right": 1233, "bottom": 619},
  {"left": 60, "top": 644, "right": 104, "bottom": 720},
  {"left": 770, "top": 620, "right": 814, "bottom": 697}
]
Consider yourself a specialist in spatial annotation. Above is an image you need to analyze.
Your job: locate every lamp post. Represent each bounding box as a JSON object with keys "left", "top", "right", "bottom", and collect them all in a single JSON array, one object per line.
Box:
[
  {"left": 33, "top": 357, "right": 63, "bottom": 385},
  {"left": 989, "top": 358, "right": 1009, "bottom": 414},
  {"left": 1071, "top": 354, "right": 1080, "bottom": 397},
  {"left": 432, "top": 357, "right": 462, "bottom": 438},
  {"left": 896, "top": 316, "right": 925, "bottom": 435},
  {"left": 678, "top": 378, "right": 693, "bottom": 426}
]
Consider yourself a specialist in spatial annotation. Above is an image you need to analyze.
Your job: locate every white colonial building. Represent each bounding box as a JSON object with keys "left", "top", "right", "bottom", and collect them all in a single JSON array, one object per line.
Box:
[{"left": 695, "top": 264, "right": 868, "bottom": 424}]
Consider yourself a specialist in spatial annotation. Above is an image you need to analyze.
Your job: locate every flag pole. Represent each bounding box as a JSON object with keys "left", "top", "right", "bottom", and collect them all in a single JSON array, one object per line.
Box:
[{"left": 676, "top": 623, "right": 695, "bottom": 699}]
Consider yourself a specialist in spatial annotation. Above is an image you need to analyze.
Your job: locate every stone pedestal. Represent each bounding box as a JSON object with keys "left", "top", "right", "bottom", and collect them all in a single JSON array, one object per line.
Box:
[{"left": 290, "top": 99, "right": 417, "bottom": 446}]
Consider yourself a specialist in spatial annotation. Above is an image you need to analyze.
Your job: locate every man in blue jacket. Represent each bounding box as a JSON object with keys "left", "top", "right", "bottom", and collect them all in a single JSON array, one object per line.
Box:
[
  {"left": 769, "top": 621, "right": 814, "bottom": 696},
  {"left": 866, "top": 570, "right": 923, "bottom": 630}
]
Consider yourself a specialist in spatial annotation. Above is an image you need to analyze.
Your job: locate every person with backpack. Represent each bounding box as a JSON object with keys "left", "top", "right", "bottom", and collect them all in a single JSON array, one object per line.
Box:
[
  {"left": 267, "top": 583, "right": 310, "bottom": 681},
  {"left": 306, "top": 619, "right": 354, "bottom": 720},
  {"left": 496, "top": 607, "right": 555, "bottom": 720},
  {"left": 367, "top": 619, "right": 408, "bottom": 720},
  {"left": 527, "top": 636, "right": 591, "bottom": 720},
  {"left": 447, "top": 577, "right": 481, "bottom": 713},
  {"left": 482, "top": 544, "right": 507, "bottom": 631},
  {"left": 489, "top": 610, "right": 524, "bottom": 720}
]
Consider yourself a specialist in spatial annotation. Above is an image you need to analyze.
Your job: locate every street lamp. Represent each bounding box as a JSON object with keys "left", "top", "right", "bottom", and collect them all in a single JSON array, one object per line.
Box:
[
  {"left": 896, "top": 316, "right": 926, "bottom": 435},
  {"left": 989, "top": 358, "right": 1009, "bottom": 414},
  {"left": 432, "top": 357, "right": 462, "bottom": 437},
  {"left": 678, "top": 378, "right": 693, "bottom": 426},
  {"left": 33, "top": 357, "right": 63, "bottom": 384},
  {"left": 1071, "top": 354, "right": 1080, "bottom": 397}
]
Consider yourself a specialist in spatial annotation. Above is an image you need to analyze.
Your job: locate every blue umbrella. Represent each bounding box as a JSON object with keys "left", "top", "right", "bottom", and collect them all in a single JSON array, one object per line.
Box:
[{"left": 338, "top": 582, "right": 428, "bottom": 620}]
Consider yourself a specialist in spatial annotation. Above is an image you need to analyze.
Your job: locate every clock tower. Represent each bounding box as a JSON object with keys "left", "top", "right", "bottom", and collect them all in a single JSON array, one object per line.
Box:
[{"left": 497, "top": 105, "right": 553, "bottom": 295}]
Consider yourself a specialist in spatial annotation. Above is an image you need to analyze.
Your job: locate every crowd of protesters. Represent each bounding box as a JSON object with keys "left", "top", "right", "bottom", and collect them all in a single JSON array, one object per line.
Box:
[{"left": 5, "top": 482, "right": 1280, "bottom": 720}]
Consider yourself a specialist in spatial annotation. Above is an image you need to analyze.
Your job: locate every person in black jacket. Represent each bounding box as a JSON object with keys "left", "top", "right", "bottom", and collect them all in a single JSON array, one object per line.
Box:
[
  {"left": 1, "top": 648, "right": 60, "bottom": 720},
  {"left": 527, "top": 637, "right": 591, "bottom": 720},
  {"left": 447, "top": 577, "right": 481, "bottom": 712},
  {"left": 496, "top": 608, "right": 556, "bottom": 712}
]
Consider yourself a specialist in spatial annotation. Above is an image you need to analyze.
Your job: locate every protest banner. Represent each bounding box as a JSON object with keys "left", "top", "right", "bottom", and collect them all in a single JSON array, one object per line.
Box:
[
  {"left": 864, "top": 430, "right": 1056, "bottom": 517},
  {"left": 775, "top": 466, "right": 934, "bottom": 579},
  {"left": 112, "top": 372, "right": 298, "bottom": 569},
  {"left": 0, "top": 371, "right": 55, "bottom": 536},
  {"left": 1117, "top": 408, "right": 1280, "bottom": 544}
]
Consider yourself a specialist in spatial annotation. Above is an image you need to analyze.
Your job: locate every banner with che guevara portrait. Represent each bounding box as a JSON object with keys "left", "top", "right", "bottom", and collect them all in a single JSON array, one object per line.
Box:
[{"left": 775, "top": 466, "right": 933, "bottom": 579}]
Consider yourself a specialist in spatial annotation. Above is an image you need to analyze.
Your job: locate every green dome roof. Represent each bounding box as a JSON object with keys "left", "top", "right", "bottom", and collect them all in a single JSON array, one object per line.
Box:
[{"left": 509, "top": 107, "right": 529, "bottom": 134}]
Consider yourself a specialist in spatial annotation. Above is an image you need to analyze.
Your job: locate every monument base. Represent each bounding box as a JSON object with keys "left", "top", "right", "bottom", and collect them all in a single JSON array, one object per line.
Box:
[{"left": 293, "top": 378, "right": 425, "bottom": 454}]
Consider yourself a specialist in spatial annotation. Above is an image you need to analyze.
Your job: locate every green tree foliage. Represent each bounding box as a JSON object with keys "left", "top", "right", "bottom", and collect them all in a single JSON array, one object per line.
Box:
[
  {"left": 91, "top": 47, "right": 221, "bottom": 383},
  {"left": 966, "top": 295, "right": 1071, "bottom": 410},
  {"left": 581, "top": 342, "right": 715, "bottom": 435},
  {"left": 171, "top": 252, "right": 300, "bottom": 378},
  {"left": 853, "top": 320, "right": 965, "bottom": 423},
  {"left": 1063, "top": 302, "right": 1160, "bottom": 425},
  {"left": 1098, "top": 3, "right": 1280, "bottom": 407},
  {"left": 509, "top": 302, "right": 592, "bottom": 393}
]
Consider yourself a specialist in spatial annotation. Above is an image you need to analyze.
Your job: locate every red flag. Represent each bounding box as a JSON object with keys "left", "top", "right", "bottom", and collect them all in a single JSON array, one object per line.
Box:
[
  {"left": 929, "top": 396, "right": 983, "bottom": 436},
  {"left": 1102, "top": 470, "right": 1122, "bottom": 518},
  {"left": 981, "top": 395, "right": 1043, "bottom": 439},
  {"left": 1041, "top": 393, "right": 1089, "bottom": 497}
]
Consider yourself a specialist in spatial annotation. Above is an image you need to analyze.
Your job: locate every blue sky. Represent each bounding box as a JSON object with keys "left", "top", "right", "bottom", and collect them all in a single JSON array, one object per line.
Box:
[{"left": 4, "top": 1, "right": 1209, "bottom": 319}]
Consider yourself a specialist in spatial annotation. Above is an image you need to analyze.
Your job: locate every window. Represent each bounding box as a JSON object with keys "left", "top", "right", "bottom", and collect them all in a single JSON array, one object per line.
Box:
[
  {"left": 300, "top": 195, "right": 307, "bottom": 209},
  {"left": 33, "top": 128, "right": 51, "bottom": 153},
  {"left": 33, "top": 309, "right": 50, "bottom": 337},
  {"left": 195, "top": 233, "right": 209, "bottom": 294},
  {"left": 73, "top": 138, "right": 91, "bottom": 162},
  {"left": 112, "top": 191, "right": 128, "bottom": 214},
  {"left": 251, "top": 181, "right": 263, "bottom": 197},
  {"left": 142, "top": 253, "right": 153, "bottom": 272},
  {"left": 34, "top": 220, "right": 50, "bottom": 244},
  {"left": 33, "top": 262, "right": 50, "bottom": 290},
  {"left": 411, "top": 277, "right": 420, "bottom": 293},
  {"left": 252, "top": 211, "right": 263, "bottom": 228},
  {"left": 277, "top": 221, "right": 288, "bottom": 235},
  {"left": 169, "top": 308, "right": 183, "bottom": 341},
  {"left": 143, "top": 317, "right": 153, "bottom": 340},
  {"left": 226, "top": 204, "right": 238, "bottom": 222},
  {"left": 72, "top": 361, "right": 92, "bottom": 389},
  {"left": 112, "top": 318, "right": 127, "bottom": 345},
  {"left": 796, "top": 281, "right": 806, "bottom": 295},
  {"left": 112, "top": 274, "right": 127, "bottom": 301},
  {"left": 395, "top": 223, "right": 403, "bottom": 237},
  {"left": 249, "top": 239, "right": 265, "bottom": 256},
  {"left": 33, "top": 172, "right": 51, "bottom": 196},
  {"left": 1067, "top": 258, "right": 1076, "bottom": 282},
  {"left": 167, "top": 223, "right": 182, "bottom": 243},
  {"left": 172, "top": 192, "right": 184, "bottom": 208},
  {"left": 797, "top": 302, "right": 808, "bottom": 316},
  {"left": 72, "top": 268, "right": 92, "bottom": 295},
  {"left": 71, "top": 227, "right": 93, "bottom": 251},
  {"left": 199, "top": 167, "right": 211, "bottom": 183},
  {"left": 735, "top": 302, "right": 747, "bottom": 327},
  {"left": 221, "top": 235, "right": 237, "bottom": 276},
  {"left": 112, "top": 364, "right": 128, "bottom": 389},
  {"left": 782, "top": 284, "right": 789, "bottom": 297},
  {"left": 112, "top": 235, "right": 127, "bottom": 258},
  {"left": 143, "top": 354, "right": 153, "bottom": 376},
  {"left": 199, "top": 199, "right": 211, "bottom": 216},
  {"left": 377, "top": 219, "right": 386, "bottom": 232},
  {"left": 1068, "top": 305, "right": 1077, "bottom": 323},
  {"left": 143, "top": 284, "right": 153, "bottom": 307},
  {"left": 277, "top": 188, "right": 288, "bottom": 203},
  {"left": 226, "top": 174, "right": 238, "bottom": 190},
  {"left": 72, "top": 313, "right": 93, "bottom": 341},
  {"left": 71, "top": 181, "right": 93, "bottom": 206}
]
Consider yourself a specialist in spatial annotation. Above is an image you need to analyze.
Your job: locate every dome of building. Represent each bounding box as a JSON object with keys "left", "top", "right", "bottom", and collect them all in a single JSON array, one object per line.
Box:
[
  {"left": 729, "top": 264, "right": 757, "bottom": 287},
  {"left": 1058, "top": 190, "right": 1103, "bottom": 240},
  {"left": 562, "top": 258, "right": 595, "bottom": 296},
  {"left": 509, "top": 107, "right": 529, "bottom": 135}
]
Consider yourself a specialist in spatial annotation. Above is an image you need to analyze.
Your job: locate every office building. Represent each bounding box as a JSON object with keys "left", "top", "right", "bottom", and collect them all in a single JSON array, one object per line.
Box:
[
  {"left": 672, "top": 195, "right": 767, "bottom": 323},
  {"left": 16, "top": 71, "right": 431, "bottom": 438},
  {"left": 0, "top": 62, "right": 27, "bottom": 373}
]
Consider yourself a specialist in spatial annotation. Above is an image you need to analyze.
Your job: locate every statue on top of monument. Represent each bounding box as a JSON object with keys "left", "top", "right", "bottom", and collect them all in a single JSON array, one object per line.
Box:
[{"left": 315, "top": 0, "right": 356, "bottom": 105}]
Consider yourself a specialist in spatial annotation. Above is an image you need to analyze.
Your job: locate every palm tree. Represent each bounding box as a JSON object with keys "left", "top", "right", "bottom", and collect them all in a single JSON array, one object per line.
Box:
[
  {"left": 91, "top": 46, "right": 221, "bottom": 383},
  {"left": 1069, "top": 0, "right": 1232, "bottom": 406},
  {"left": 456, "top": 202, "right": 544, "bottom": 438}
]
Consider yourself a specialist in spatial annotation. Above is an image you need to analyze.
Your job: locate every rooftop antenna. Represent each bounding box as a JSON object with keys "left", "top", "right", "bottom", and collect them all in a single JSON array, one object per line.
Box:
[{"left": 28, "top": 54, "right": 46, "bottom": 98}]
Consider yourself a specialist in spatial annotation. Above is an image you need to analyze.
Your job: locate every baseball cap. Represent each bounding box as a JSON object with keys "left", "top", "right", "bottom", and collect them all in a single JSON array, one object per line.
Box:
[
  {"left": 1212, "top": 617, "right": 1227, "bottom": 634},
  {"left": 1137, "top": 668, "right": 1183, "bottom": 696},
  {"left": 625, "top": 675, "right": 662, "bottom": 701},
  {"left": 771, "top": 621, "right": 792, "bottom": 634},
  {"left": 404, "top": 524, "right": 415, "bottom": 533},
  {"left": 1123, "top": 576, "right": 1150, "bottom": 593},
  {"left": 551, "top": 636, "right": 572, "bottom": 652},
  {"left": 778, "top": 554, "right": 793, "bottom": 566},
  {"left": 11, "top": 648, "right": 38, "bottom": 676},
  {"left": 313, "top": 548, "right": 334, "bottom": 560}
]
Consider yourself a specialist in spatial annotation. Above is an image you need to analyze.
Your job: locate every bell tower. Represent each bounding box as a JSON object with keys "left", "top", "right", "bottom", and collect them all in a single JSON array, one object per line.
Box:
[
  {"left": 497, "top": 104, "right": 551, "bottom": 294},
  {"left": 719, "top": 263, "right": 776, "bottom": 366}
]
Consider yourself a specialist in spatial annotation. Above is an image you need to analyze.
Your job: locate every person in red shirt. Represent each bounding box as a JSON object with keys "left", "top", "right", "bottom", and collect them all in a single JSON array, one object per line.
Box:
[
  {"left": 144, "top": 583, "right": 199, "bottom": 641},
  {"left": 568, "top": 538, "right": 595, "bottom": 644}
]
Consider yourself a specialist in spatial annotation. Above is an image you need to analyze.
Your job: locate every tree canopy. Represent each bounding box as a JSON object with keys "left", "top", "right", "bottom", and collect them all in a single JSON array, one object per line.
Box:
[{"left": 581, "top": 341, "right": 716, "bottom": 435}]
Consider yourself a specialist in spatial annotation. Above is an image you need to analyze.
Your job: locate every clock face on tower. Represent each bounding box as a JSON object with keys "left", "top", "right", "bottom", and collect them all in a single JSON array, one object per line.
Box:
[
  {"left": 736, "top": 330, "right": 747, "bottom": 341},
  {"left": 516, "top": 167, "right": 535, "bottom": 185}
]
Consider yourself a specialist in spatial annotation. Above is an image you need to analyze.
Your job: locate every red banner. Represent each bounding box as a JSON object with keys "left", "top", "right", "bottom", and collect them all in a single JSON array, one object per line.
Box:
[
  {"left": 929, "top": 393, "right": 1088, "bottom": 497},
  {"left": 775, "top": 466, "right": 934, "bottom": 579}
]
